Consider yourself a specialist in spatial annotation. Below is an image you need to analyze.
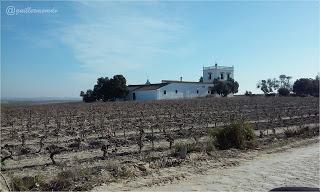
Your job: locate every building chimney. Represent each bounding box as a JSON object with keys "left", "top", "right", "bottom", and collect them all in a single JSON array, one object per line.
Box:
[{"left": 180, "top": 77, "right": 182, "bottom": 82}]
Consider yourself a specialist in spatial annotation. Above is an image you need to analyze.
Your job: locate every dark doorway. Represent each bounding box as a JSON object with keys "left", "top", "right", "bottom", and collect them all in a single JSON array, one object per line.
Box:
[{"left": 133, "top": 93, "right": 136, "bottom": 100}]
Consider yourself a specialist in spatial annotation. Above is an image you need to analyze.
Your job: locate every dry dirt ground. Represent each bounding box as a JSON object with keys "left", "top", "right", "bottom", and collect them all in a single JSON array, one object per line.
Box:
[
  {"left": 93, "top": 138, "right": 320, "bottom": 192},
  {"left": 1, "top": 97, "right": 318, "bottom": 191}
]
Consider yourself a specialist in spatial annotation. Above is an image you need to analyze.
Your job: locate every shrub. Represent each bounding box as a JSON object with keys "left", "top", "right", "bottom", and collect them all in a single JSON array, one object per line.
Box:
[
  {"left": 205, "top": 138, "right": 216, "bottom": 152},
  {"left": 48, "top": 176, "right": 72, "bottom": 191},
  {"left": 244, "top": 91, "right": 254, "bottom": 96},
  {"left": 278, "top": 88, "right": 290, "bottom": 96},
  {"left": 174, "top": 142, "right": 202, "bottom": 158},
  {"left": 41, "top": 168, "right": 95, "bottom": 191},
  {"left": 174, "top": 143, "right": 188, "bottom": 159},
  {"left": 19, "top": 147, "right": 31, "bottom": 155},
  {"left": 11, "top": 175, "right": 46, "bottom": 191},
  {"left": 209, "top": 121, "right": 256, "bottom": 150},
  {"left": 107, "top": 164, "right": 136, "bottom": 179},
  {"left": 266, "top": 93, "right": 276, "bottom": 97},
  {"left": 284, "top": 126, "right": 319, "bottom": 138},
  {"left": 30, "top": 168, "right": 95, "bottom": 191},
  {"left": 118, "top": 166, "right": 136, "bottom": 178}
]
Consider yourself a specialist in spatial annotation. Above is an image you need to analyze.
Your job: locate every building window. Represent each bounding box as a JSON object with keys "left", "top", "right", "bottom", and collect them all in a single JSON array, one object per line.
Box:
[
  {"left": 208, "top": 91, "right": 210, "bottom": 94},
  {"left": 197, "top": 90, "right": 199, "bottom": 94},
  {"left": 164, "top": 90, "right": 166, "bottom": 95},
  {"left": 175, "top": 90, "right": 178, "bottom": 94},
  {"left": 209, "top": 73, "right": 212, "bottom": 80},
  {"left": 227, "top": 73, "right": 230, "bottom": 80},
  {"left": 220, "top": 73, "right": 224, "bottom": 80}
]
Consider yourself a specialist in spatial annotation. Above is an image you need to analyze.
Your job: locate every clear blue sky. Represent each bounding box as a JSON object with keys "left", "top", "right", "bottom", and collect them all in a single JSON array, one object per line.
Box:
[{"left": 1, "top": 1, "right": 319, "bottom": 98}]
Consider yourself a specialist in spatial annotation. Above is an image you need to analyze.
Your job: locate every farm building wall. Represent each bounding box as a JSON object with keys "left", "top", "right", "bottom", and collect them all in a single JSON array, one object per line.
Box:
[
  {"left": 157, "top": 83, "right": 211, "bottom": 100},
  {"left": 203, "top": 65, "right": 234, "bottom": 83},
  {"left": 131, "top": 90, "right": 158, "bottom": 101}
]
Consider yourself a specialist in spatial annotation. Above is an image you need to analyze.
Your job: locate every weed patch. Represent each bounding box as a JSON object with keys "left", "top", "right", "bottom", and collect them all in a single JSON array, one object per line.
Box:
[{"left": 209, "top": 121, "right": 256, "bottom": 150}]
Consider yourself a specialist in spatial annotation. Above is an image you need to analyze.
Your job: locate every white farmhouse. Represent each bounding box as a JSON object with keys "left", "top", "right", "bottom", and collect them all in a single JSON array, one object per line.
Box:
[{"left": 127, "top": 63, "right": 234, "bottom": 101}]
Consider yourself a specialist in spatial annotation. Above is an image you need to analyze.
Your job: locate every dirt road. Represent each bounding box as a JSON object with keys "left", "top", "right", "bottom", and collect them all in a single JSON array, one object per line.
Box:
[
  {"left": 94, "top": 140, "right": 319, "bottom": 192},
  {"left": 142, "top": 142, "right": 320, "bottom": 191}
]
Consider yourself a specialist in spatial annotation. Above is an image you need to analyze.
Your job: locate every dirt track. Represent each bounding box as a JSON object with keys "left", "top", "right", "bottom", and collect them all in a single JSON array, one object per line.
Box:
[
  {"left": 94, "top": 139, "right": 320, "bottom": 191},
  {"left": 144, "top": 142, "right": 320, "bottom": 191}
]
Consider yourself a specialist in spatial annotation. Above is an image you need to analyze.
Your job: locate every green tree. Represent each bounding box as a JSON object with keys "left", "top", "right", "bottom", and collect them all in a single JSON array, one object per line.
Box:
[
  {"left": 211, "top": 78, "right": 239, "bottom": 97},
  {"left": 257, "top": 80, "right": 269, "bottom": 94},
  {"left": 257, "top": 78, "right": 279, "bottom": 95},
  {"left": 267, "top": 78, "right": 279, "bottom": 92},
  {"left": 313, "top": 76, "right": 319, "bottom": 97},
  {"left": 226, "top": 78, "right": 239, "bottom": 94},
  {"left": 94, "top": 77, "right": 108, "bottom": 100},
  {"left": 81, "top": 89, "right": 96, "bottom": 102},
  {"left": 293, "top": 76, "right": 319, "bottom": 97},
  {"left": 80, "top": 91, "right": 85, "bottom": 97},
  {"left": 278, "top": 87, "right": 290, "bottom": 96},
  {"left": 279, "top": 74, "right": 292, "bottom": 90},
  {"left": 80, "top": 74, "right": 129, "bottom": 102},
  {"left": 244, "top": 91, "right": 253, "bottom": 96},
  {"left": 111, "top": 75, "right": 129, "bottom": 99},
  {"left": 279, "top": 74, "right": 286, "bottom": 86}
]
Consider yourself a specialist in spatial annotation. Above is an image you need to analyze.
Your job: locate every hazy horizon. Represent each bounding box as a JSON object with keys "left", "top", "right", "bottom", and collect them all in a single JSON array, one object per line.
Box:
[
  {"left": 1, "top": 1, "right": 319, "bottom": 98},
  {"left": 1, "top": 96, "right": 81, "bottom": 100}
]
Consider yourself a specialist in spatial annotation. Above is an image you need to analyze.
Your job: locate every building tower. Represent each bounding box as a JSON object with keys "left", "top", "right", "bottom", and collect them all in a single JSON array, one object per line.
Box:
[{"left": 202, "top": 62, "right": 234, "bottom": 83}]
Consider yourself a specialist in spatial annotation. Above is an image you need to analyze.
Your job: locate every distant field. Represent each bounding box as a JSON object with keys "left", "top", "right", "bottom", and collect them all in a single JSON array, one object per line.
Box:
[{"left": 1, "top": 98, "right": 81, "bottom": 106}]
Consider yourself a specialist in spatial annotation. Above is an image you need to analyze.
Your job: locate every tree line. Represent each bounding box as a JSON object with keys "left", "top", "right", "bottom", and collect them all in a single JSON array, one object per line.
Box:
[
  {"left": 80, "top": 75, "right": 128, "bottom": 102},
  {"left": 256, "top": 75, "right": 319, "bottom": 97}
]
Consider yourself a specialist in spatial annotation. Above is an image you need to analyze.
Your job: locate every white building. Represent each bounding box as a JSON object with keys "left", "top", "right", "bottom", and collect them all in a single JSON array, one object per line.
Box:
[
  {"left": 127, "top": 63, "right": 234, "bottom": 101},
  {"left": 203, "top": 63, "right": 234, "bottom": 83}
]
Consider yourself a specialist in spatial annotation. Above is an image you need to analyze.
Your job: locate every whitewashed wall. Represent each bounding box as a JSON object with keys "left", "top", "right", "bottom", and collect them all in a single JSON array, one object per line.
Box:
[
  {"left": 203, "top": 67, "right": 234, "bottom": 83},
  {"left": 157, "top": 83, "right": 212, "bottom": 100},
  {"left": 133, "top": 90, "right": 157, "bottom": 101}
]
